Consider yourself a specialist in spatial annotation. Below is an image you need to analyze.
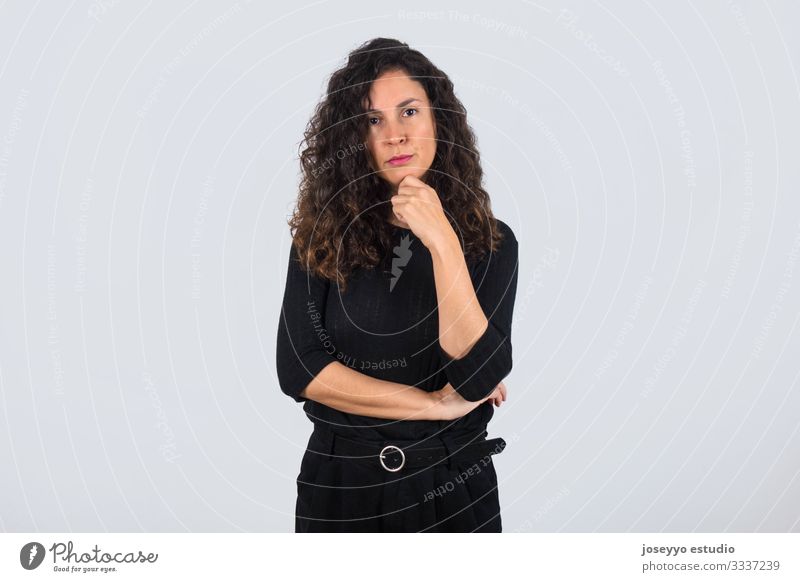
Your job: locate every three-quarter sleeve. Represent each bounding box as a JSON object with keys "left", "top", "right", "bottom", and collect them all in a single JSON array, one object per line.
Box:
[
  {"left": 275, "top": 242, "right": 338, "bottom": 403},
  {"left": 437, "top": 220, "right": 519, "bottom": 402}
]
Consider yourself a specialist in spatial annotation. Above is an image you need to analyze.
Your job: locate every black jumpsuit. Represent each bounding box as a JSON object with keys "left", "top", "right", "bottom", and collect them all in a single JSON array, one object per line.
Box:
[{"left": 276, "top": 219, "right": 519, "bottom": 532}]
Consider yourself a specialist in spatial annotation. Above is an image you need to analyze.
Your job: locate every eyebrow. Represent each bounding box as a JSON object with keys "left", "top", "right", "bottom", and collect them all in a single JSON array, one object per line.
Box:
[{"left": 365, "top": 98, "right": 421, "bottom": 115}]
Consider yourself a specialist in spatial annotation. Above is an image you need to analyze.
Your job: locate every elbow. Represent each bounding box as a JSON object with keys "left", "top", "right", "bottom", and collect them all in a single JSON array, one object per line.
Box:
[
  {"left": 487, "top": 340, "right": 513, "bottom": 390},
  {"left": 275, "top": 354, "right": 317, "bottom": 403},
  {"left": 276, "top": 358, "right": 336, "bottom": 404},
  {"left": 459, "top": 344, "right": 513, "bottom": 402},
  {"left": 276, "top": 365, "right": 309, "bottom": 403},
  {"left": 276, "top": 327, "right": 337, "bottom": 403},
  {"left": 498, "top": 343, "right": 513, "bottom": 380},
  {"left": 440, "top": 327, "right": 514, "bottom": 402}
]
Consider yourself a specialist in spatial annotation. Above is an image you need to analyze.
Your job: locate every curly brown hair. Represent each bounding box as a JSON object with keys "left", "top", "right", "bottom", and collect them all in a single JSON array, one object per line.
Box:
[{"left": 288, "top": 37, "right": 505, "bottom": 291}]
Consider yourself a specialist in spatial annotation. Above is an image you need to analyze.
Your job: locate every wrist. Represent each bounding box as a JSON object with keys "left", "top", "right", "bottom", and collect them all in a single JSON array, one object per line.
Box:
[{"left": 428, "top": 230, "right": 461, "bottom": 263}]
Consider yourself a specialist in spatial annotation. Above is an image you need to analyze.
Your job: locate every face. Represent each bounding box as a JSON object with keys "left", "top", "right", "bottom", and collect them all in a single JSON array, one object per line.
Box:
[{"left": 363, "top": 69, "right": 437, "bottom": 189}]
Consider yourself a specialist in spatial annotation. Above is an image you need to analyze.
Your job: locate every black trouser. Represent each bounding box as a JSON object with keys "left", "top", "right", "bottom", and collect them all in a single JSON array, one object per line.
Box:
[{"left": 295, "top": 425, "right": 505, "bottom": 532}]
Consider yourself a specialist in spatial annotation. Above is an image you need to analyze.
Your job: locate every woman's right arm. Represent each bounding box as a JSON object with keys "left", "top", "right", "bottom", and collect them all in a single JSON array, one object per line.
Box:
[
  {"left": 302, "top": 370, "right": 500, "bottom": 420},
  {"left": 300, "top": 362, "right": 446, "bottom": 420},
  {"left": 301, "top": 366, "right": 500, "bottom": 420}
]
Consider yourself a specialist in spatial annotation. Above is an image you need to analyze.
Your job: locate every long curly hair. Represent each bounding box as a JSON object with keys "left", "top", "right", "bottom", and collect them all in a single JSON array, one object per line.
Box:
[{"left": 288, "top": 37, "right": 505, "bottom": 291}]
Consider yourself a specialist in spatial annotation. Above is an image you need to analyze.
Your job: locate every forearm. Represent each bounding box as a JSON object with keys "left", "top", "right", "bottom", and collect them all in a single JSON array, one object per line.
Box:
[
  {"left": 299, "top": 361, "right": 440, "bottom": 420},
  {"left": 429, "top": 233, "right": 489, "bottom": 359}
]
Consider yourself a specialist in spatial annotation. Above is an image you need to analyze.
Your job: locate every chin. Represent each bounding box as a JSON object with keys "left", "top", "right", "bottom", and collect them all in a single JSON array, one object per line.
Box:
[{"left": 383, "top": 168, "right": 427, "bottom": 186}]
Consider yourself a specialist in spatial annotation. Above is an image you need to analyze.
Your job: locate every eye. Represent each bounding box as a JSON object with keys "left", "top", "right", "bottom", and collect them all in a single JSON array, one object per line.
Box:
[
  {"left": 403, "top": 108, "right": 417, "bottom": 117},
  {"left": 368, "top": 116, "right": 381, "bottom": 125}
]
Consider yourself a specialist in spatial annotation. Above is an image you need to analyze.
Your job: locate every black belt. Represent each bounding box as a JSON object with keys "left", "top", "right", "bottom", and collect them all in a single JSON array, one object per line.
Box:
[{"left": 308, "top": 425, "right": 506, "bottom": 473}]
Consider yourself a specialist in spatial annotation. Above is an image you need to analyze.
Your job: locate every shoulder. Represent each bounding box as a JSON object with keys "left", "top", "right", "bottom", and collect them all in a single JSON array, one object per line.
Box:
[
  {"left": 495, "top": 218, "right": 517, "bottom": 244},
  {"left": 468, "top": 218, "right": 517, "bottom": 274},
  {"left": 493, "top": 218, "right": 518, "bottom": 256}
]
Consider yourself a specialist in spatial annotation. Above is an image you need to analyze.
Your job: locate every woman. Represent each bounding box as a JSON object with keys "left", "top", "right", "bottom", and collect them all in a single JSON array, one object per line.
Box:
[{"left": 276, "top": 37, "right": 519, "bottom": 532}]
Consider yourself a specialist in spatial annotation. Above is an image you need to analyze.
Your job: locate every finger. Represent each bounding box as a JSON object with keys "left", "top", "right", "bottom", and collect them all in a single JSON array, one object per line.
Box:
[
  {"left": 398, "top": 184, "right": 429, "bottom": 198},
  {"left": 400, "top": 174, "right": 427, "bottom": 187}
]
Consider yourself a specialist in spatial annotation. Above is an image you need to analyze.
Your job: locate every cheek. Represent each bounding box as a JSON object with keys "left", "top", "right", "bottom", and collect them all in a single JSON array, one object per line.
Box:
[
  {"left": 421, "top": 127, "right": 436, "bottom": 158},
  {"left": 366, "top": 139, "right": 380, "bottom": 164},
  {"left": 422, "top": 119, "right": 436, "bottom": 153}
]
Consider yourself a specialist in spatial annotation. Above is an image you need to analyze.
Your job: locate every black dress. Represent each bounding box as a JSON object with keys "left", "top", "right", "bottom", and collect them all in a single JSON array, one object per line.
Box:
[{"left": 276, "top": 219, "right": 519, "bottom": 532}]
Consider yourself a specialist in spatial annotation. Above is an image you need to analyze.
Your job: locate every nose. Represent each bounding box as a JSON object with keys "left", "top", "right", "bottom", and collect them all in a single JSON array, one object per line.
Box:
[{"left": 382, "top": 118, "right": 406, "bottom": 146}]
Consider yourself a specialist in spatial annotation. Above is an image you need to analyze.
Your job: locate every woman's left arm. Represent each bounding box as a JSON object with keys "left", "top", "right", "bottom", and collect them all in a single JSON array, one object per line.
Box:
[
  {"left": 390, "top": 175, "right": 520, "bottom": 403},
  {"left": 429, "top": 231, "right": 488, "bottom": 360},
  {"left": 429, "top": 222, "right": 519, "bottom": 402}
]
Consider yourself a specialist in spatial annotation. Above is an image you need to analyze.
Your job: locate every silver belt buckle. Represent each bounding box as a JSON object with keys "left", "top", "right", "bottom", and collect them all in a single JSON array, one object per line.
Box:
[{"left": 379, "top": 444, "right": 405, "bottom": 472}]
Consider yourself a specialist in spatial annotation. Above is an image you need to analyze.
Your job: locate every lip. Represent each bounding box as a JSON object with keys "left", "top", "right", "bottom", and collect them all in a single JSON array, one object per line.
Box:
[{"left": 387, "top": 154, "right": 413, "bottom": 166}]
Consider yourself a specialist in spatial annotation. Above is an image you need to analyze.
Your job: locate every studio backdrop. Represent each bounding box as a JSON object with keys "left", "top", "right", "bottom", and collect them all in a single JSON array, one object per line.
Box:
[{"left": 0, "top": 0, "right": 798, "bottom": 532}]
